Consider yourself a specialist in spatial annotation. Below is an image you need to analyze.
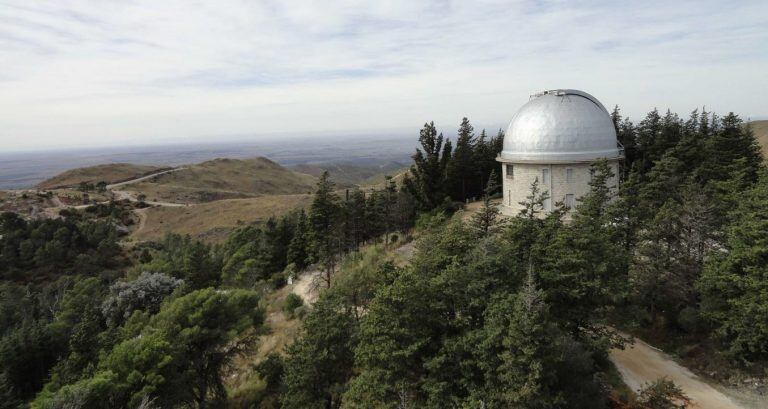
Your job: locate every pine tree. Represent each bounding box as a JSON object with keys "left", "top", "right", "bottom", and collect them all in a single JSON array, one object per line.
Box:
[
  {"left": 446, "top": 117, "right": 477, "bottom": 201},
  {"left": 342, "top": 188, "right": 367, "bottom": 251},
  {"left": 382, "top": 177, "right": 398, "bottom": 248},
  {"left": 702, "top": 112, "right": 762, "bottom": 185},
  {"left": 518, "top": 179, "right": 549, "bottom": 220},
  {"left": 309, "top": 171, "right": 342, "bottom": 288},
  {"left": 611, "top": 105, "right": 637, "bottom": 179},
  {"left": 403, "top": 122, "right": 450, "bottom": 210},
  {"left": 635, "top": 108, "right": 662, "bottom": 175},
  {"left": 481, "top": 272, "right": 604, "bottom": 409},
  {"left": 698, "top": 171, "right": 768, "bottom": 362},
  {"left": 541, "top": 160, "right": 627, "bottom": 341},
  {"left": 287, "top": 209, "right": 312, "bottom": 270},
  {"left": 470, "top": 170, "right": 502, "bottom": 237}
]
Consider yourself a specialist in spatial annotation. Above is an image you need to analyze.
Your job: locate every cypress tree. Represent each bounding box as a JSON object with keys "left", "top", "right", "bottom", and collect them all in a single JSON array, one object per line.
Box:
[
  {"left": 309, "top": 171, "right": 342, "bottom": 288},
  {"left": 470, "top": 169, "right": 502, "bottom": 237},
  {"left": 287, "top": 209, "right": 312, "bottom": 271},
  {"left": 446, "top": 117, "right": 477, "bottom": 201},
  {"left": 403, "top": 122, "right": 450, "bottom": 210}
]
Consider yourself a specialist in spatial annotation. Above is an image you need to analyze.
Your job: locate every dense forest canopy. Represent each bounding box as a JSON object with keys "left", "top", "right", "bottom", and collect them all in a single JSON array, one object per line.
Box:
[{"left": 0, "top": 108, "right": 766, "bottom": 408}]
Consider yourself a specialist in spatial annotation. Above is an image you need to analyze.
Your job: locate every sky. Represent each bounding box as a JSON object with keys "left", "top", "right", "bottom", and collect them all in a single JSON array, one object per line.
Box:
[{"left": 1, "top": 0, "right": 767, "bottom": 151}]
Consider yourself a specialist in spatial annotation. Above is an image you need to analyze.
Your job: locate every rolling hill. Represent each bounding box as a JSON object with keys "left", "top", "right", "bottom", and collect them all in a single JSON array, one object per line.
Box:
[
  {"left": 289, "top": 161, "right": 408, "bottom": 187},
  {"left": 131, "top": 194, "right": 313, "bottom": 243},
  {"left": 124, "top": 157, "right": 317, "bottom": 204},
  {"left": 37, "top": 163, "right": 165, "bottom": 189},
  {"left": 749, "top": 120, "right": 768, "bottom": 158}
]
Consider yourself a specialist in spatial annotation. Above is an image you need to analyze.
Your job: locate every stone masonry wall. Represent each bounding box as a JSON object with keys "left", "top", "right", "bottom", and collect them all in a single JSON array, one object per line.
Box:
[{"left": 500, "top": 160, "right": 620, "bottom": 217}]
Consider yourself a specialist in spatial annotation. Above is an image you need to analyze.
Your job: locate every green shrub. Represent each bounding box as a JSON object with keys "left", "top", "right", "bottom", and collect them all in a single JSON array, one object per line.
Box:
[{"left": 283, "top": 293, "right": 304, "bottom": 319}]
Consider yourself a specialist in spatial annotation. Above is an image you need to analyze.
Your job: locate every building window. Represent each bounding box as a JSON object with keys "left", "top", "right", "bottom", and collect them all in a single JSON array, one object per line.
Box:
[
  {"left": 566, "top": 168, "right": 574, "bottom": 182},
  {"left": 565, "top": 194, "right": 575, "bottom": 209},
  {"left": 542, "top": 168, "right": 550, "bottom": 184},
  {"left": 506, "top": 164, "right": 514, "bottom": 179},
  {"left": 543, "top": 197, "right": 551, "bottom": 211}
]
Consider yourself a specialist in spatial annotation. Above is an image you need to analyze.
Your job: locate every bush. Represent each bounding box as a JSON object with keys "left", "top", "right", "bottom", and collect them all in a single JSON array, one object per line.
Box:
[
  {"left": 677, "top": 306, "right": 703, "bottom": 334},
  {"left": 635, "top": 378, "right": 691, "bottom": 409},
  {"left": 101, "top": 272, "right": 183, "bottom": 327},
  {"left": 283, "top": 293, "right": 304, "bottom": 319},
  {"left": 415, "top": 210, "right": 447, "bottom": 230},
  {"left": 269, "top": 272, "right": 287, "bottom": 290}
]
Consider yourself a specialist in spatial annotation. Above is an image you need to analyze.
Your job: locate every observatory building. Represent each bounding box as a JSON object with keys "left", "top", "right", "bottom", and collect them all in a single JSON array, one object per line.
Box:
[{"left": 498, "top": 89, "right": 623, "bottom": 216}]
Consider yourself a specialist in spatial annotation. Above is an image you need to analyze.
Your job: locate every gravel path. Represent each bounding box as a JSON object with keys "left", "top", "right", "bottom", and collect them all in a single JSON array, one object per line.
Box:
[{"left": 611, "top": 338, "right": 744, "bottom": 409}]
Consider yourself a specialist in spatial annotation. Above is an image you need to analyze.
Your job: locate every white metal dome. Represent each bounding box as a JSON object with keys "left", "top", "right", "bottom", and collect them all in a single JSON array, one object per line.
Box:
[{"left": 500, "top": 89, "right": 621, "bottom": 163}]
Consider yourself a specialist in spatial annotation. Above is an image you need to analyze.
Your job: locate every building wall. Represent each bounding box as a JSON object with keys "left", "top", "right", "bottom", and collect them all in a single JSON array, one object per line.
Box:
[{"left": 500, "top": 160, "right": 620, "bottom": 217}]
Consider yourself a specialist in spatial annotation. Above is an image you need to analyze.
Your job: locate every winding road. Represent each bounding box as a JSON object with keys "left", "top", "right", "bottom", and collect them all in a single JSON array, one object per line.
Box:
[
  {"left": 611, "top": 338, "right": 744, "bottom": 408},
  {"left": 107, "top": 167, "right": 187, "bottom": 207}
]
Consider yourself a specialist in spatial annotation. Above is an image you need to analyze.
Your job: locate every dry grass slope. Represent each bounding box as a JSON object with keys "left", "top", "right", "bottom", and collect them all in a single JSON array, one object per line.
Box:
[
  {"left": 131, "top": 194, "right": 312, "bottom": 243},
  {"left": 37, "top": 163, "right": 164, "bottom": 189},
  {"left": 126, "top": 157, "right": 317, "bottom": 203},
  {"left": 749, "top": 120, "right": 768, "bottom": 159},
  {"left": 290, "top": 162, "right": 407, "bottom": 188}
]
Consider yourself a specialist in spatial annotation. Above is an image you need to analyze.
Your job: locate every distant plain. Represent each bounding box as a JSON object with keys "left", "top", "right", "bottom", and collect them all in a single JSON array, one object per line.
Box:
[{"left": 0, "top": 133, "right": 416, "bottom": 189}]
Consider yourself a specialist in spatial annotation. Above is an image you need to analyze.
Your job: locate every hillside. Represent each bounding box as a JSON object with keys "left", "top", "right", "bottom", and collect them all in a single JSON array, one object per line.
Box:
[
  {"left": 37, "top": 163, "right": 164, "bottom": 189},
  {"left": 290, "top": 161, "right": 407, "bottom": 187},
  {"left": 131, "top": 194, "right": 312, "bottom": 243},
  {"left": 749, "top": 120, "right": 768, "bottom": 158},
  {"left": 124, "top": 157, "right": 317, "bottom": 204}
]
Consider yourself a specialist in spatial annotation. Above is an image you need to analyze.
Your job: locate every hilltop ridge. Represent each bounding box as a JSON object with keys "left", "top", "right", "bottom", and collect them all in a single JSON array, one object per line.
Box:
[{"left": 37, "top": 163, "right": 165, "bottom": 189}]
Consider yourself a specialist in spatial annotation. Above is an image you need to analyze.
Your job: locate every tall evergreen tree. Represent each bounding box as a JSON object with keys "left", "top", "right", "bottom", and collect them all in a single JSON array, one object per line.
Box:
[
  {"left": 403, "top": 122, "right": 450, "bottom": 210},
  {"left": 309, "top": 171, "right": 342, "bottom": 288},
  {"left": 287, "top": 210, "right": 313, "bottom": 271},
  {"left": 342, "top": 188, "right": 367, "bottom": 252},
  {"left": 470, "top": 170, "right": 502, "bottom": 237},
  {"left": 698, "top": 171, "right": 768, "bottom": 362},
  {"left": 446, "top": 117, "right": 477, "bottom": 201},
  {"left": 282, "top": 296, "right": 357, "bottom": 409}
]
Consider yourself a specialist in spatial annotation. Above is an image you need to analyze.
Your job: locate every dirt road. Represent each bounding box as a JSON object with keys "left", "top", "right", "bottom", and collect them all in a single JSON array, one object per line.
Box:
[
  {"left": 611, "top": 338, "right": 743, "bottom": 409},
  {"left": 108, "top": 168, "right": 188, "bottom": 207},
  {"left": 105, "top": 167, "right": 185, "bottom": 189}
]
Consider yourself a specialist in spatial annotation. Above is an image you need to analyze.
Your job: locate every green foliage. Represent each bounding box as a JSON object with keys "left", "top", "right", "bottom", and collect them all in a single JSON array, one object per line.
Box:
[
  {"left": 0, "top": 213, "right": 121, "bottom": 279},
  {"left": 281, "top": 296, "right": 357, "bottom": 409},
  {"left": 634, "top": 378, "right": 691, "bottom": 409},
  {"left": 140, "top": 234, "right": 221, "bottom": 290},
  {"left": 698, "top": 171, "right": 768, "bottom": 362},
  {"left": 446, "top": 117, "right": 477, "bottom": 201},
  {"left": 282, "top": 293, "right": 304, "bottom": 319},
  {"left": 287, "top": 209, "right": 313, "bottom": 270},
  {"left": 309, "top": 171, "right": 342, "bottom": 288},
  {"left": 538, "top": 161, "right": 628, "bottom": 343},
  {"left": 36, "top": 288, "right": 263, "bottom": 409},
  {"left": 101, "top": 272, "right": 183, "bottom": 327},
  {"left": 470, "top": 169, "right": 503, "bottom": 237},
  {"left": 477, "top": 275, "right": 604, "bottom": 408},
  {"left": 403, "top": 122, "right": 450, "bottom": 210},
  {"left": 0, "top": 320, "right": 64, "bottom": 401},
  {"left": 222, "top": 213, "right": 298, "bottom": 288},
  {"left": 404, "top": 119, "right": 503, "bottom": 211}
]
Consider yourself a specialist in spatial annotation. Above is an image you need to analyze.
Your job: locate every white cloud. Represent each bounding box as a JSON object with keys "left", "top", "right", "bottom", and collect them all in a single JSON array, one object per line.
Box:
[{"left": 0, "top": 0, "right": 766, "bottom": 150}]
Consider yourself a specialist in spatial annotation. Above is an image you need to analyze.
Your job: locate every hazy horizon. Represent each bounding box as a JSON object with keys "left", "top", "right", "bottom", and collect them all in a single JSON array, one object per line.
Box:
[{"left": 2, "top": 1, "right": 767, "bottom": 151}]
